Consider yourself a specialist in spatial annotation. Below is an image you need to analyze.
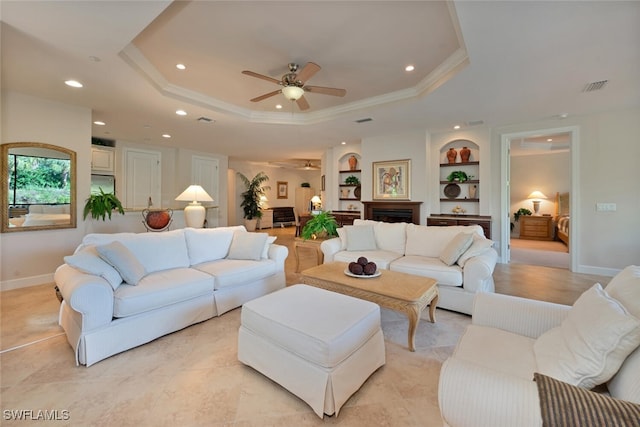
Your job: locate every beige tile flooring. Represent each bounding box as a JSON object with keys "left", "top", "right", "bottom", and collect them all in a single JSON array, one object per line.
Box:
[{"left": 0, "top": 226, "right": 609, "bottom": 426}]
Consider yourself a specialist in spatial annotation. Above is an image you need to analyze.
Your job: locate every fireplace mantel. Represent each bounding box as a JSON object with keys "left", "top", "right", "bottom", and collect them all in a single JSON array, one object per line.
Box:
[{"left": 362, "top": 201, "right": 422, "bottom": 225}]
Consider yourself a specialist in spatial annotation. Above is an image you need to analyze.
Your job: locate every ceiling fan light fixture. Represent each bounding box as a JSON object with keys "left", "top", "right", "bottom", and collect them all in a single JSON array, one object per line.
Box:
[{"left": 281, "top": 85, "right": 304, "bottom": 101}]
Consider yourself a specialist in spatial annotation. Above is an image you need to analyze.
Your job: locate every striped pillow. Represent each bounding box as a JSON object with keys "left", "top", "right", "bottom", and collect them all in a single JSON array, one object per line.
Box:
[{"left": 534, "top": 372, "right": 640, "bottom": 427}]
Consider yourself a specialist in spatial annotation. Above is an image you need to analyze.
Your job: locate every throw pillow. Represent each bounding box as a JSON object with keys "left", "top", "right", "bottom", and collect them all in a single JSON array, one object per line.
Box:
[
  {"left": 227, "top": 231, "right": 268, "bottom": 261},
  {"left": 439, "top": 232, "right": 474, "bottom": 266},
  {"left": 96, "top": 241, "right": 147, "bottom": 285},
  {"left": 337, "top": 227, "right": 348, "bottom": 250},
  {"left": 605, "top": 265, "right": 640, "bottom": 318},
  {"left": 184, "top": 228, "right": 235, "bottom": 264},
  {"left": 345, "top": 225, "right": 377, "bottom": 251},
  {"left": 457, "top": 234, "right": 494, "bottom": 267},
  {"left": 534, "top": 283, "right": 640, "bottom": 389},
  {"left": 261, "top": 236, "right": 277, "bottom": 259},
  {"left": 534, "top": 372, "right": 640, "bottom": 427},
  {"left": 64, "top": 246, "right": 123, "bottom": 290}
]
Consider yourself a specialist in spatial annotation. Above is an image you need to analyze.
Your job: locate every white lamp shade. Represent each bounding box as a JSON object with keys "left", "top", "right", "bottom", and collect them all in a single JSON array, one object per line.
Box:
[
  {"left": 175, "top": 185, "right": 213, "bottom": 228},
  {"left": 281, "top": 85, "right": 304, "bottom": 101},
  {"left": 175, "top": 185, "right": 213, "bottom": 203},
  {"left": 310, "top": 195, "right": 321, "bottom": 204},
  {"left": 527, "top": 190, "right": 547, "bottom": 200}
]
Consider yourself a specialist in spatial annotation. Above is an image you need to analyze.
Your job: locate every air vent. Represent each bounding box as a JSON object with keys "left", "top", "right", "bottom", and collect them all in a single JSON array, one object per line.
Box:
[
  {"left": 355, "top": 118, "right": 373, "bottom": 123},
  {"left": 197, "top": 116, "right": 214, "bottom": 123},
  {"left": 583, "top": 80, "right": 608, "bottom": 92},
  {"left": 465, "top": 120, "right": 484, "bottom": 127}
]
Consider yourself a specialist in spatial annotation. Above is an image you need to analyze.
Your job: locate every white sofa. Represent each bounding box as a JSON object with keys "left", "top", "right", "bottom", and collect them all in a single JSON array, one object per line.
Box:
[
  {"left": 439, "top": 265, "right": 640, "bottom": 427},
  {"left": 320, "top": 219, "right": 498, "bottom": 315},
  {"left": 54, "top": 226, "right": 287, "bottom": 366}
]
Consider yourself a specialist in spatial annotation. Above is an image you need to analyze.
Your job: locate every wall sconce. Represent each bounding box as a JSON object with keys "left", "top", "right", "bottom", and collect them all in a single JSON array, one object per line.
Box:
[
  {"left": 175, "top": 185, "right": 213, "bottom": 228},
  {"left": 527, "top": 190, "right": 547, "bottom": 215}
]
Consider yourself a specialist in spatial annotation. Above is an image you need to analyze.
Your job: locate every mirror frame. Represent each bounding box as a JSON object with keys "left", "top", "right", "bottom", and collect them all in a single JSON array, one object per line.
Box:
[{"left": 1, "top": 142, "right": 77, "bottom": 233}]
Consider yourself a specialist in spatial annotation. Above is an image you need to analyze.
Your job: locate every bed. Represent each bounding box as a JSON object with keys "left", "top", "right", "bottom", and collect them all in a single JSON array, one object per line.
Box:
[
  {"left": 20, "top": 204, "right": 71, "bottom": 227},
  {"left": 554, "top": 192, "right": 570, "bottom": 246}
]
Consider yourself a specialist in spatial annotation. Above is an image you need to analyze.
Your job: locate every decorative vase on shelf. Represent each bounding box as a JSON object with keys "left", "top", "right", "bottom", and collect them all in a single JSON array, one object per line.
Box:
[
  {"left": 341, "top": 188, "right": 350, "bottom": 198},
  {"left": 469, "top": 184, "right": 477, "bottom": 199},
  {"left": 348, "top": 155, "right": 358, "bottom": 171},
  {"left": 446, "top": 147, "right": 457, "bottom": 164},
  {"left": 460, "top": 146, "right": 471, "bottom": 163}
]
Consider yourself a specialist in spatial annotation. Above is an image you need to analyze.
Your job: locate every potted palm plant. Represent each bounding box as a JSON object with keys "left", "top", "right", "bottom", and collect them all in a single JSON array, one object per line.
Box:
[
  {"left": 83, "top": 188, "right": 125, "bottom": 221},
  {"left": 301, "top": 211, "right": 338, "bottom": 240},
  {"left": 237, "top": 171, "right": 270, "bottom": 231}
]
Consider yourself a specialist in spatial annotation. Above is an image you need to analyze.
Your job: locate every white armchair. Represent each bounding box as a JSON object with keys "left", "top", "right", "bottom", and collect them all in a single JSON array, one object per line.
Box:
[{"left": 439, "top": 266, "right": 640, "bottom": 427}]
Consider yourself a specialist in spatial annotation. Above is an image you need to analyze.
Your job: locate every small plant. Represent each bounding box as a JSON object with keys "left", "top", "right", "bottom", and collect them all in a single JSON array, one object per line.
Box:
[
  {"left": 345, "top": 175, "right": 360, "bottom": 185},
  {"left": 83, "top": 188, "right": 125, "bottom": 221},
  {"left": 301, "top": 211, "right": 338, "bottom": 240},
  {"left": 513, "top": 208, "right": 532, "bottom": 222},
  {"left": 446, "top": 171, "right": 468, "bottom": 182}
]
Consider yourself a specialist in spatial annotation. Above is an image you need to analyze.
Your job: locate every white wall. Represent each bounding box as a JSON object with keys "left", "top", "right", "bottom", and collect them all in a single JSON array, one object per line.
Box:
[
  {"left": 1, "top": 91, "right": 92, "bottom": 289},
  {"left": 496, "top": 108, "right": 640, "bottom": 274}
]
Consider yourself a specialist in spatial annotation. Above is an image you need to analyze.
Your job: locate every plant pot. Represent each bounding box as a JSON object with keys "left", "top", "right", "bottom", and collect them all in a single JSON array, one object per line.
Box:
[{"left": 244, "top": 218, "right": 258, "bottom": 232}]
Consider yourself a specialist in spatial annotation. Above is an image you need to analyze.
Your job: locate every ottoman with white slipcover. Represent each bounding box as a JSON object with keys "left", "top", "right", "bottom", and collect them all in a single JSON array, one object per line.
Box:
[{"left": 238, "top": 284, "right": 385, "bottom": 418}]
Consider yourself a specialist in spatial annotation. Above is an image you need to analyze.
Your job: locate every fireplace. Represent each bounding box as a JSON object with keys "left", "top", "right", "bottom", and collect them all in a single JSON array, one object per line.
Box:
[{"left": 362, "top": 201, "right": 422, "bottom": 224}]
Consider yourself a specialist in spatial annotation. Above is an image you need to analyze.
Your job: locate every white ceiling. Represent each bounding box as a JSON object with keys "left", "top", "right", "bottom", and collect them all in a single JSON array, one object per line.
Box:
[{"left": 2, "top": 1, "right": 639, "bottom": 163}]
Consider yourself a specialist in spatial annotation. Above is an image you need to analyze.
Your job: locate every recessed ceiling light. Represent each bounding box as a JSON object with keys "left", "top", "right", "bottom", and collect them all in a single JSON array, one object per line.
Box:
[
  {"left": 176, "top": 110, "right": 187, "bottom": 116},
  {"left": 176, "top": 63, "right": 186, "bottom": 70},
  {"left": 162, "top": 134, "right": 171, "bottom": 139},
  {"left": 276, "top": 104, "right": 283, "bottom": 109},
  {"left": 547, "top": 138, "right": 553, "bottom": 142},
  {"left": 558, "top": 113, "right": 569, "bottom": 119},
  {"left": 453, "top": 125, "right": 461, "bottom": 130},
  {"left": 405, "top": 65, "right": 415, "bottom": 72},
  {"left": 93, "top": 121, "right": 106, "bottom": 126},
  {"left": 65, "top": 80, "right": 83, "bottom": 88},
  {"left": 341, "top": 141, "right": 347, "bottom": 145}
]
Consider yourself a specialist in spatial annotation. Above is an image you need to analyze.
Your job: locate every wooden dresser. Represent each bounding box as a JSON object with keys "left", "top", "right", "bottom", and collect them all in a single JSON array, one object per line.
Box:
[{"left": 519, "top": 215, "right": 554, "bottom": 240}]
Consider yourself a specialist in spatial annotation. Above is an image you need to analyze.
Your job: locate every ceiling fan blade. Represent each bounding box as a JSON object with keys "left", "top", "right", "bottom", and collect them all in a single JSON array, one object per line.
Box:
[
  {"left": 296, "top": 95, "right": 310, "bottom": 111},
  {"left": 242, "top": 70, "right": 281, "bottom": 85},
  {"left": 295, "top": 62, "right": 321, "bottom": 84},
  {"left": 305, "top": 85, "right": 347, "bottom": 97},
  {"left": 250, "top": 90, "right": 281, "bottom": 102}
]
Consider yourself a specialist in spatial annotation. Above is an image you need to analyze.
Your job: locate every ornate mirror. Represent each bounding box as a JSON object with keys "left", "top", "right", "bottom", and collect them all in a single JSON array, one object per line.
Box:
[{"left": 1, "top": 142, "right": 77, "bottom": 232}]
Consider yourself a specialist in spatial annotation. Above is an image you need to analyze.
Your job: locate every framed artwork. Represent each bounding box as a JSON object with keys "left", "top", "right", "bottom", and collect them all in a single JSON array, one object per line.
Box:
[
  {"left": 372, "top": 159, "right": 411, "bottom": 200},
  {"left": 277, "top": 181, "right": 288, "bottom": 199},
  {"left": 321, "top": 175, "right": 325, "bottom": 191}
]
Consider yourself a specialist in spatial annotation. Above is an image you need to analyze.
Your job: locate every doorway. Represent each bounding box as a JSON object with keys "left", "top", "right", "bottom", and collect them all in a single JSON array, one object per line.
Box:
[{"left": 500, "top": 126, "right": 580, "bottom": 271}]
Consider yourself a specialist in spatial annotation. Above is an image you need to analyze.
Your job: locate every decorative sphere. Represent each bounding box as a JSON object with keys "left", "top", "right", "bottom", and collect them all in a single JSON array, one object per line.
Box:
[
  {"left": 363, "top": 262, "right": 377, "bottom": 275},
  {"left": 350, "top": 263, "right": 364, "bottom": 275},
  {"left": 357, "top": 256, "right": 369, "bottom": 266},
  {"left": 146, "top": 211, "right": 171, "bottom": 229}
]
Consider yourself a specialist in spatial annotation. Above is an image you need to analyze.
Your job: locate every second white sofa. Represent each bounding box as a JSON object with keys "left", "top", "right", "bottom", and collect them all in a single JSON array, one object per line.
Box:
[{"left": 320, "top": 219, "right": 498, "bottom": 315}]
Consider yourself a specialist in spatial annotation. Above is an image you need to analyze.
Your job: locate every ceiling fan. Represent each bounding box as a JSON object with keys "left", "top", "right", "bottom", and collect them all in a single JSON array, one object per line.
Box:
[
  {"left": 242, "top": 62, "right": 346, "bottom": 111},
  {"left": 269, "top": 159, "right": 321, "bottom": 170}
]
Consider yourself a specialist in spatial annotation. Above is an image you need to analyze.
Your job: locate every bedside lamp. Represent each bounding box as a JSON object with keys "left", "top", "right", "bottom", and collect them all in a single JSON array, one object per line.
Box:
[
  {"left": 311, "top": 195, "right": 322, "bottom": 214},
  {"left": 527, "top": 190, "right": 547, "bottom": 215},
  {"left": 175, "top": 185, "right": 213, "bottom": 228}
]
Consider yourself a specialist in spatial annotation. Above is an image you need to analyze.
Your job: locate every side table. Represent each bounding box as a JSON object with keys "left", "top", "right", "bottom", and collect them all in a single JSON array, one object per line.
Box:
[
  {"left": 293, "top": 237, "right": 325, "bottom": 273},
  {"left": 519, "top": 215, "right": 553, "bottom": 240}
]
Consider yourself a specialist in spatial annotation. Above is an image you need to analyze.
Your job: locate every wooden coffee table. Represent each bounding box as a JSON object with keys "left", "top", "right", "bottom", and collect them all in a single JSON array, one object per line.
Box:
[{"left": 300, "top": 262, "right": 438, "bottom": 351}]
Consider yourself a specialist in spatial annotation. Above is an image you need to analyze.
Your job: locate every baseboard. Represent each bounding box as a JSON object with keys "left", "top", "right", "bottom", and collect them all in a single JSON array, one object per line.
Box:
[
  {"left": 1, "top": 273, "right": 54, "bottom": 292},
  {"left": 575, "top": 264, "right": 620, "bottom": 277}
]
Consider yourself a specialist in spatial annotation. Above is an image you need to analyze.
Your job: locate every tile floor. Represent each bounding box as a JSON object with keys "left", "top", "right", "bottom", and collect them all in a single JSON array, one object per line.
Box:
[{"left": 0, "top": 226, "right": 609, "bottom": 426}]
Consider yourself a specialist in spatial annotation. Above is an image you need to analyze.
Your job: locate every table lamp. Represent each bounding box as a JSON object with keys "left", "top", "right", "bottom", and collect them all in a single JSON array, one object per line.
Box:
[
  {"left": 259, "top": 195, "right": 269, "bottom": 209},
  {"left": 175, "top": 185, "right": 213, "bottom": 228},
  {"left": 311, "top": 195, "right": 322, "bottom": 210},
  {"left": 527, "top": 190, "right": 547, "bottom": 215}
]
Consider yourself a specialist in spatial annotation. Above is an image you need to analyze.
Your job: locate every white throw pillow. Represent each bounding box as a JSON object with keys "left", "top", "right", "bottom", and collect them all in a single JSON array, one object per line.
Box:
[
  {"left": 184, "top": 228, "right": 235, "bottom": 265},
  {"left": 227, "top": 231, "right": 269, "bottom": 261},
  {"left": 262, "top": 236, "right": 277, "bottom": 259},
  {"left": 374, "top": 221, "right": 407, "bottom": 254},
  {"left": 64, "top": 246, "right": 122, "bottom": 290},
  {"left": 439, "top": 232, "right": 474, "bottom": 266},
  {"left": 534, "top": 283, "right": 640, "bottom": 389},
  {"left": 605, "top": 265, "right": 640, "bottom": 318},
  {"left": 337, "top": 227, "right": 348, "bottom": 250},
  {"left": 457, "top": 234, "right": 494, "bottom": 267},
  {"left": 345, "top": 225, "right": 377, "bottom": 251},
  {"left": 96, "top": 241, "right": 147, "bottom": 285}
]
